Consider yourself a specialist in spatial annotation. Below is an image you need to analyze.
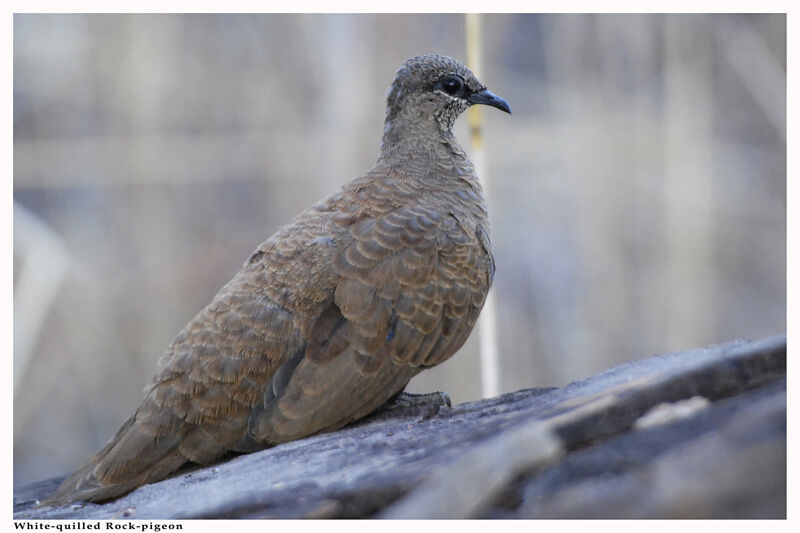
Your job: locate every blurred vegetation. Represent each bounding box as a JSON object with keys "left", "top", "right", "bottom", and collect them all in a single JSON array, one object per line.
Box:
[{"left": 13, "top": 14, "right": 785, "bottom": 487}]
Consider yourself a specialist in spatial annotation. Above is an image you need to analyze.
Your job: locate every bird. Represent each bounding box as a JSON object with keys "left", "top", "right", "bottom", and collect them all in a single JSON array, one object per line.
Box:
[{"left": 43, "top": 53, "right": 511, "bottom": 506}]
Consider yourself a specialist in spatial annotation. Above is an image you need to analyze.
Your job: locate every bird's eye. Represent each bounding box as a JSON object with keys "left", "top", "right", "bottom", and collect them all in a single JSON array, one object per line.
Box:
[{"left": 441, "top": 76, "right": 463, "bottom": 96}]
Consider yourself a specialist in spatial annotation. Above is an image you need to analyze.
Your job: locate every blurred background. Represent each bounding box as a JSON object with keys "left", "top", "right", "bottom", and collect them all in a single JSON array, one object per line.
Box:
[{"left": 13, "top": 13, "right": 786, "bottom": 487}]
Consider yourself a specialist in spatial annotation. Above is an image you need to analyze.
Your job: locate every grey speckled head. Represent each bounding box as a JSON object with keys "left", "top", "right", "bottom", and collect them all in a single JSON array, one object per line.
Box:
[{"left": 385, "top": 54, "right": 511, "bottom": 132}]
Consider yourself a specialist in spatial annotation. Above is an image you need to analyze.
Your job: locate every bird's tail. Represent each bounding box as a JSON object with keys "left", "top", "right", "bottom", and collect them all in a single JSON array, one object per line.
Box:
[{"left": 39, "top": 414, "right": 187, "bottom": 507}]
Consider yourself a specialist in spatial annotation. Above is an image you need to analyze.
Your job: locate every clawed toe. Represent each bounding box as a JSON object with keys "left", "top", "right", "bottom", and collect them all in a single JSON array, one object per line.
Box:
[{"left": 378, "top": 391, "right": 453, "bottom": 421}]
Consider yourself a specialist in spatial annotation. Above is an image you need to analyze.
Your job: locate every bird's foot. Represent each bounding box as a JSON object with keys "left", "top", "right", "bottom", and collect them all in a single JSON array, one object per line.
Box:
[
  {"left": 376, "top": 390, "right": 452, "bottom": 421},
  {"left": 387, "top": 391, "right": 452, "bottom": 409}
]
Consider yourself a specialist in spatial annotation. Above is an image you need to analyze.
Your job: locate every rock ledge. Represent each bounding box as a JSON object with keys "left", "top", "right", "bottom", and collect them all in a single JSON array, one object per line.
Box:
[{"left": 14, "top": 334, "right": 786, "bottom": 519}]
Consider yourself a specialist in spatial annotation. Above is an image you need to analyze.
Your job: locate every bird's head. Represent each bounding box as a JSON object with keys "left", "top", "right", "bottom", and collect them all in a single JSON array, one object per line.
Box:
[{"left": 385, "top": 54, "right": 511, "bottom": 134}]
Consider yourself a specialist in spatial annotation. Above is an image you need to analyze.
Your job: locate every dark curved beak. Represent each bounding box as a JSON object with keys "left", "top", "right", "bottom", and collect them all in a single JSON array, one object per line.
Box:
[{"left": 468, "top": 89, "right": 512, "bottom": 115}]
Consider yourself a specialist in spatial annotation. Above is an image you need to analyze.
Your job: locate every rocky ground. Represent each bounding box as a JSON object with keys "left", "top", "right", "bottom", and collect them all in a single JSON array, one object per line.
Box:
[{"left": 14, "top": 334, "right": 786, "bottom": 519}]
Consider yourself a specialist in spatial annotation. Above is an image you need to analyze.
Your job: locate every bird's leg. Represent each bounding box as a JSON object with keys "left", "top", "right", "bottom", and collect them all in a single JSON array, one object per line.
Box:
[
  {"left": 387, "top": 391, "right": 452, "bottom": 409},
  {"left": 375, "top": 390, "right": 452, "bottom": 422}
]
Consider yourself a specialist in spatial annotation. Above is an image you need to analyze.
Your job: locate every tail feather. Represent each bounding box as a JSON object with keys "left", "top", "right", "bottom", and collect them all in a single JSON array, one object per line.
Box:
[{"left": 39, "top": 415, "right": 188, "bottom": 507}]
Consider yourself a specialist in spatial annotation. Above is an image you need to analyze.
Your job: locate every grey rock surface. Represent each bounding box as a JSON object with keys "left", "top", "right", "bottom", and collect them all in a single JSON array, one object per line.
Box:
[{"left": 14, "top": 334, "right": 786, "bottom": 519}]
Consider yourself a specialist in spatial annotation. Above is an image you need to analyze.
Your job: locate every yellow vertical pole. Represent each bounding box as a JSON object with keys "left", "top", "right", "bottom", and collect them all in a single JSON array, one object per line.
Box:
[{"left": 466, "top": 13, "right": 500, "bottom": 399}]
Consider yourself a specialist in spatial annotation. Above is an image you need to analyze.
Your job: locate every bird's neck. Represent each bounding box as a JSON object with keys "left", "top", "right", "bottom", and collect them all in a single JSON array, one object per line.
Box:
[{"left": 378, "top": 115, "right": 475, "bottom": 181}]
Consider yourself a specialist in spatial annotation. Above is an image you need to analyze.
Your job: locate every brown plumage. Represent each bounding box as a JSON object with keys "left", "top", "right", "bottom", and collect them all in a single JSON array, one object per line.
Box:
[{"left": 43, "top": 54, "right": 511, "bottom": 506}]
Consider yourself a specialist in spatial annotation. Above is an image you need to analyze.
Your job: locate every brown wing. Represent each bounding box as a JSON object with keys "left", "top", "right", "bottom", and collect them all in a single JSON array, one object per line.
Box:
[
  {"left": 43, "top": 220, "right": 338, "bottom": 505},
  {"left": 334, "top": 206, "right": 490, "bottom": 369},
  {"left": 246, "top": 204, "right": 492, "bottom": 445},
  {"left": 44, "top": 200, "right": 491, "bottom": 506}
]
